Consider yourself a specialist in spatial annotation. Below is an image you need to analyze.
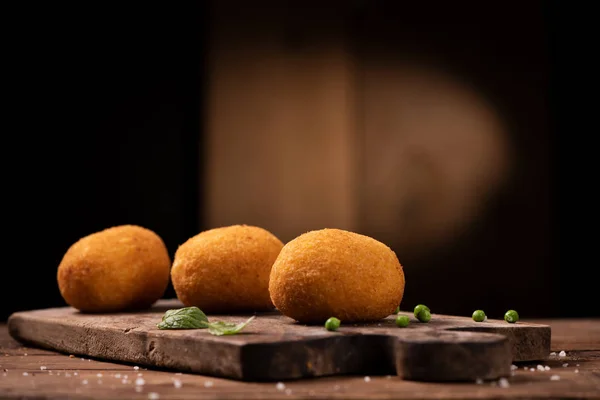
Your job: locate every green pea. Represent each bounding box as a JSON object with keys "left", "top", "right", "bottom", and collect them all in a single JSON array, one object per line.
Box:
[
  {"left": 504, "top": 310, "right": 519, "bottom": 323},
  {"left": 414, "top": 304, "right": 430, "bottom": 318},
  {"left": 325, "top": 317, "right": 341, "bottom": 331},
  {"left": 417, "top": 309, "right": 431, "bottom": 323},
  {"left": 472, "top": 310, "right": 486, "bottom": 322},
  {"left": 395, "top": 315, "right": 410, "bottom": 327}
]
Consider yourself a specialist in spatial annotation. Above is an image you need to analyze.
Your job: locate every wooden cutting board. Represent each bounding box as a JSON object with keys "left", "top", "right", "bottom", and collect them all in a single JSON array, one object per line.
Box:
[{"left": 7, "top": 300, "right": 550, "bottom": 382}]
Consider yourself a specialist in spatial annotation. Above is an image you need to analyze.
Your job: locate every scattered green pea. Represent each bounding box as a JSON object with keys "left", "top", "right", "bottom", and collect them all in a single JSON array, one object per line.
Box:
[
  {"left": 395, "top": 315, "right": 410, "bottom": 327},
  {"left": 414, "top": 304, "right": 430, "bottom": 318},
  {"left": 416, "top": 308, "right": 431, "bottom": 323},
  {"left": 504, "top": 310, "right": 519, "bottom": 323},
  {"left": 472, "top": 310, "right": 486, "bottom": 322},
  {"left": 325, "top": 317, "right": 341, "bottom": 331}
]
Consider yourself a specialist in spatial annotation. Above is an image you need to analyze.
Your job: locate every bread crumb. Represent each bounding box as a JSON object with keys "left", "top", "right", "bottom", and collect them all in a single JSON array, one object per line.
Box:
[{"left": 550, "top": 375, "right": 561, "bottom": 381}]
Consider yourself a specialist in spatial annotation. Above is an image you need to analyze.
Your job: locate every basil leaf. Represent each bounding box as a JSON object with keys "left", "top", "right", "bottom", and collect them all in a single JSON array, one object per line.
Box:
[
  {"left": 157, "top": 307, "right": 210, "bottom": 330},
  {"left": 207, "top": 316, "right": 255, "bottom": 336}
]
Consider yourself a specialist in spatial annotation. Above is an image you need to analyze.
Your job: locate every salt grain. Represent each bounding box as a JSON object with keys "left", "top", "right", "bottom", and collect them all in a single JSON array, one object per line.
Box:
[
  {"left": 138, "top": 373, "right": 143, "bottom": 377},
  {"left": 173, "top": 379, "right": 182, "bottom": 389},
  {"left": 476, "top": 378, "right": 483, "bottom": 384},
  {"left": 385, "top": 375, "right": 392, "bottom": 379},
  {"left": 97, "top": 373, "right": 103, "bottom": 377},
  {"left": 544, "top": 366, "right": 551, "bottom": 371},
  {"left": 124, "top": 375, "right": 128, "bottom": 379},
  {"left": 65, "top": 373, "right": 72, "bottom": 378},
  {"left": 562, "top": 363, "right": 568, "bottom": 367},
  {"left": 550, "top": 374, "right": 560, "bottom": 381},
  {"left": 148, "top": 392, "right": 160, "bottom": 399},
  {"left": 558, "top": 351, "right": 566, "bottom": 357},
  {"left": 22, "top": 372, "right": 28, "bottom": 376},
  {"left": 530, "top": 368, "right": 535, "bottom": 372},
  {"left": 537, "top": 364, "right": 544, "bottom": 371},
  {"left": 498, "top": 378, "right": 510, "bottom": 388},
  {"left": 574, "top": 369, "right": 579, "bottom": 373},
  {"left": 133, "top": 366, "right": 140, "bottom": 370},
  {"left": 23, "top": 353, "right": 28, "bottom": 356},
  {"left": 276, "top": 382, "right": 286, "bottom": 391},
  {"left": 550, "top": 352, "right": 556, "bottom": 356},
  {"left": 74, "top": 372, "right": 78, "bottom": 376},
  {"left": 510, "top": 364, "right": 518, "bottom": 371},
  {"left": 135, "top": 378, "right": 145, "bottom": 386},
  {"left": 115, "top": 373, "right": 121, "bottom": 378},
  {"left": 523, "top": 366, "right": 528, "bottom": 370},
  {"left": 122, "top": 379, "right": 130, "bottom": 384},
  {"left": 82, "top": 380, "right": 88, "bottom": 385},
  {"left": 40, "top": 366, "right": 47, "bottom": 370},
  {"left": 364, "top": 376, "right": 371, "bottom": 382},
  {"left": 576, "top": 364, "right": 580, "bottom": 367},
  {"left": 204, "top": 381, "right": 214, "bottom": 388}
]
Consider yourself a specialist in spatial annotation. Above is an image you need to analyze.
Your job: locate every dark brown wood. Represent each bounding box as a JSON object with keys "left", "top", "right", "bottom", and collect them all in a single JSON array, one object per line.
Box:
[
  {"left": 1, "top": 321, "right": 599, "bottom": 400},
  {"left": 7, "top": 300, "right": 549, "bottom": 383}
]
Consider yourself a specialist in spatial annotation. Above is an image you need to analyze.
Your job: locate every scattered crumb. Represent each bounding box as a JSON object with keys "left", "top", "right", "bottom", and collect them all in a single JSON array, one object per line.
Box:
[
  {"left": 138, "top": 373, "right": 143, "bottom": 377},
  {"left": 57, "top": 372, "right": 61, "bottom": 376},
  {"left": 476, "top": 378, "right": 483, "bottom": 385},
  {"left": 133, "top": 366, "right": 140, "bottom": 370},
  {"left": 285, "top": 388, "right": 292, "bottom": 395},
  {"left": 510, "top": 364, "right": 518, "bottom": 371},
  {"left": 49, "top": 371, "right": 53, "bottom": 375},
  {"left": 148, "top": 392, "right": 160, "bottom": 399},
  {"left": 135, "top": 386, "right": 143, "bottom": 393},
  {"left": 364, "top": 376, "right": 371, "bottom": 382},
  {"left": 124, "top": 375, "right": 129, "bottom": 379},
  {"left": 40, "top": 366, "right": 47, "bottom": 371},
  {"left": 550, "top": 352, "right": 556, "bottom": 356},
  {"left": 82, "top": 380, "right": 88, "bottom": 385},
  {"left": 122, "top": 379, "right": 130, "bottom": 384},
  {"left": 377, "top": 324, "right": 381, "bottom": 327},
  {"left": 576, "top": 364, "right": 580, "bottom": 367},
  {"left": 97, "top": 373, "right": 103, "bottom": 377},
  {"left": 23, "top": 353, "right": 28, "bottom": 356},
  {"left": 74, "top": 372, "right": 78, "bottom": 376},
  {"left": 65, "top": 373, "right": 72, "bottom": 378},
  {"left": 135, "top": 378, "right": 145, "bottom": 386},
  {"left": 88, "top": 360, "right": 91, "bottom": 362},
  {"left": 530, "top": 368, "right": 535, "bottom": 372},
  {"left": 204, "top": 380, "right": 214, "bottom": 388},
  {"left": 544, "top": 366, "right": 551, "bottom": 371},
  {"left": 558, "top": 351, "right": 566, "bottom": 357},
  {"left": 69, "top": 355, "right": 75, "bottom": 358},
  {"left": 562, "top": 363, "right": 568, "bottom": 367},
  {"left": 574, "top": 369, "right": 579, "bottom": 373},
  {"left": 498, "top": 378, "right": 510, "bottom": 388},
  {"left": 550, "top": 375, "right": 561, "bottom": 381},
  {"left": 22, "top": 372, "right": 29, "bottom": 376},
  {"left": 523, "top": 366, "right": 528, "bottom": 370},
  {"left": 537, "top": 364, "right": 544, "bottom": 371},
  {"left": 276, "top": 382, "right": 286, "bottom": 391},
  {"left": 173, "top": 379, "right": 182, "bottom": 389},
  {"left": 81, "top": 358, "right": 85, "bottom": 361},
  {"left": 115, "top": 373, "right": 121, "bottom": 378}
]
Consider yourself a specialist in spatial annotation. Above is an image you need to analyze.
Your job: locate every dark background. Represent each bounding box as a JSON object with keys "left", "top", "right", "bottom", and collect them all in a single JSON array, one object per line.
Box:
[{"left": 2, "top": 2, "right": 594, "bottom": 321}]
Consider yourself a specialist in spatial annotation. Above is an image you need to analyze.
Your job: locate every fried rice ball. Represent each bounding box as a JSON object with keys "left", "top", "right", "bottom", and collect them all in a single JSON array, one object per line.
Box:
[
  {"left": 171, "top": 225, "right": 284, "bottom": 312},
  {"left": 57, "top": 225, "right": 171, "bottom": 312},
  {"left": 269, "top": 228, "right": 405, "bottom": 323}
]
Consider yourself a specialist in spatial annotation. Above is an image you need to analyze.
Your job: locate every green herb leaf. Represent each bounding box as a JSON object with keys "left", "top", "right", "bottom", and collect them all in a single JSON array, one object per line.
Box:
[
  {"left": 207, "top": 316, "right": 255, "bottom": 336},
  {"left": 157, "top": 307, "right": 210, "bottom": 330}
]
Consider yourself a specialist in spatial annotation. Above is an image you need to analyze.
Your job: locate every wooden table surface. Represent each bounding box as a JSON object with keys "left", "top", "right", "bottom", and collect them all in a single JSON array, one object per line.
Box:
[{"left": 1, "top": 319, "right": 599, "bottom": 399}]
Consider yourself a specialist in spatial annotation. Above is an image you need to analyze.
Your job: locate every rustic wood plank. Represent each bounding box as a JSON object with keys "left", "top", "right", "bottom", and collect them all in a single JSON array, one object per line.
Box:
[
  {"left": 2, "top": 324, "right": 600, "bottom": 399},
  {"left": 6, "top": 300, "right": 550, "bottom": 383},
  {"left": 530, "top": 319, "right": 600, "bottom": 351}
]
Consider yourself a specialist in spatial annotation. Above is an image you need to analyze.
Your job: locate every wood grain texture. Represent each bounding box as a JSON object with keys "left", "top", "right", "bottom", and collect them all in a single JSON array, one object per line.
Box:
[
  {"left": 7, "top": 300, "right": 549, "bottom": 382},
  {"left": 1, "top": 322, "right": 599, "bottom": 400}
]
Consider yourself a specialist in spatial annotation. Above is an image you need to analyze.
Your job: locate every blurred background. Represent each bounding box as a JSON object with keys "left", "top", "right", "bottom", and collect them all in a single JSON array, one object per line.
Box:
[{"left": 3, "top": 1, "right": 593, "bottom": 320}]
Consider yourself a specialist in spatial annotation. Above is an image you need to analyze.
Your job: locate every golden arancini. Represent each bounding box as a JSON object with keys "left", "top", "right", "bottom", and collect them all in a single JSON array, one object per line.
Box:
[
  {"left": 269, "top": 228, "right": 405, "bottom": 323},
  {"left": 57, "top": 225, "right": 171, "bottom": 312},
  {"left": 171, "top": 225, "right": 284, "bottom": 312}
]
